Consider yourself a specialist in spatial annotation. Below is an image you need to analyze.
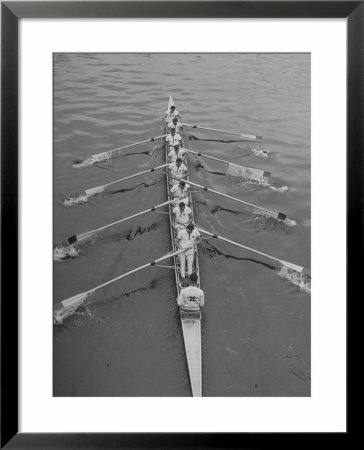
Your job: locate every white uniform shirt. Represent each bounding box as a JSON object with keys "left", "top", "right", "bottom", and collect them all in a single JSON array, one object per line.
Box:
[
  {"left": 167, "top": 121, "right": 182, "bottom": 133},
  {"left": 164, "top": 109, "right": 179, "bottom": 122},
  {"left": 166, "top": 133, "right": 183, "bottom": 148},
  {"left": 178, "top": 285, "right": 205, "bottom": 310},
  {"left": 177, "top": 228, "right": 200, "bottom": 249},
  {"left": 169, "top": 162, "right": 187, "bottom": 179},
  {"left": 168, "top": 148, "right": 186, "bottom": 162},
  {"left": 173, "top": 205, "right": 192, "bottom": 225},
  {"left": 170, "top": 182, "right": 190, "bottom": 199}
]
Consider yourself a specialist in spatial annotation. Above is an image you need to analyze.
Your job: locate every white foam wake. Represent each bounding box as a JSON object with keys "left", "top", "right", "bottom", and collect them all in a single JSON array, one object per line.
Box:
[
  {"left": 278, "top": 266, "right": 311, "bottom": 292},
  {"left": 251, "top": 148, "right": 271, "bottom": 157},
  {"left": 53, "top": 304, "right": 78, "bottom": 324},
  {"left": 63, "top": 194, "right": 90, "bottom": 207},
  {"left": 53, "top": 245, "right": 79, "bottom": 261},
  {"left": 72, "top": 152, "right": 111, "bottom": 168},
  {"left": 269, "top": 184, "right": 289, "bottom": 193},
  {"left": 284, "top": 218, "right": 297, "bottom": 227}
]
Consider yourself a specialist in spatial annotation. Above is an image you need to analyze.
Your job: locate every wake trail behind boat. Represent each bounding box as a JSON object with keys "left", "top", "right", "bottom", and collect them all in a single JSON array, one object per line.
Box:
[{"left": 53, "top": 244, "right": 80, "bottom": 261}]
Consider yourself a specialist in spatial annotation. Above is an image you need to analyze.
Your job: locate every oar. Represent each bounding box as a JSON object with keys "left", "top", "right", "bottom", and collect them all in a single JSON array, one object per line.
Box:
[
  {"left": 60, "top": 248, "right": 186, "bottom": 310},
  {"left": 67, "top": 198, "right": 176, "bottom": 244},
  {"left": 84, "top": 164, "right": 168, "bottom": 196},
  {"left": 182, "top": 123, "right": 262, "bottom": 142},
  {"left": 196, "top": 226, "right": 303, "bottom": 273},
  {"left": 183, "top": 148, "right": 270, "bottom": 182},
  {"left": 187, "top": 180, "right": 294, "bottom": 225},
  {"left": 89, "top": 134, "right": 167, "bottom": 163}
]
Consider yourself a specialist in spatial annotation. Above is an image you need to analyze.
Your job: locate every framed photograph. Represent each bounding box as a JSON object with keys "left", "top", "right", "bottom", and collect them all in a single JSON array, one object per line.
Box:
[{"left": 2, "top": 1, "right": 358, "bottom": 448}]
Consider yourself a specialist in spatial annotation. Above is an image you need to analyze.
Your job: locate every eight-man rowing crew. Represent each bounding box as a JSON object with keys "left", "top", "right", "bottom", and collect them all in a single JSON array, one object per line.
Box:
[{"left": 164, "top": 103, "right": 204, "bottom": 312}]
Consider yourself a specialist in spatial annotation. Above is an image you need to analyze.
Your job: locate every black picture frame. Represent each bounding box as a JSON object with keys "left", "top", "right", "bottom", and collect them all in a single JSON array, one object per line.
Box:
[{"left": 1, "top": 1, "right": 359, "bottom": 448}]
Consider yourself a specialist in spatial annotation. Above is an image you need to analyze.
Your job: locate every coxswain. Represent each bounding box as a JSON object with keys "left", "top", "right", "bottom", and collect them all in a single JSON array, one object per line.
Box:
[
  {"left": 165, "top": 127, "right": 183, "bottom": 149},
  {"left": 176, "top": 223, "right": 201, "bottom": 282},
  {"left": 169, "top": 157, "right": 188, "bottom": 181},
  {"left": 173, "top": 201, "right": 192, "bottom": 232},
  {"left": 167, "top": 117, "right": 182, "bottom": 134},
  {"left": 170, "top": 180, "right": 190, "bottom": 205},
  {"left": 164, "top": 104, "right": 180, "bottom": 123},
  {"left": 168, "top": 144, "right": 186, "bottom": 163},
  {"left": 177, "top": 273, "right": 204, "bottom": 311}
]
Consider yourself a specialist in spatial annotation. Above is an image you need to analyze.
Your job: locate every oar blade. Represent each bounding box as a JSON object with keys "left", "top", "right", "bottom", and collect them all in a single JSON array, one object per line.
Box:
[
  {"left": 239, "top": 134, "right": 263, "bottom": 142},
  {"left": 61, "top": 291, "right": 89, "bottom": 309},
  {"left": 225, "top": 163, "right": 270, "bottom": 183},
  {"left": 68, "top": 234, "right": 78, "bottom": 245},
  {"left": 85, "top": 185, "right": 105, "bottom": 196},
  {"left": 91, "top": 151, "right": 110, "bottom": 160},
  {"left": 280, "top": 260, "right": 303, "bottom": 273}
]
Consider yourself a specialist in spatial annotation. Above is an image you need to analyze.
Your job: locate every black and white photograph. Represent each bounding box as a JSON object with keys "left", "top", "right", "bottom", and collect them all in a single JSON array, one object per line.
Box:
[{"left": 53, "top": 53, "right": 311, "bottom": 397}]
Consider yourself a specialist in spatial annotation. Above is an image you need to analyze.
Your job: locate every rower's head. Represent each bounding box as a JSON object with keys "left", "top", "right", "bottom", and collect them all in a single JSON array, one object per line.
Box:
[
  {"left": 173, "top": 144, "right": 180, "bottom": 152},
  {"left": 170, "top": 127, "right": 176, "bottom": 135},
  {"left": 178, "top": 201, "right": 185, "bottom": 211},
  {"left": 170, "top": 105, "right": 176, "bottom": 112},
  {"left": 186, "top": 223, "right": 194, "bottom": 234},
  {"left": 179, "top": 180, "right": 186, "bottom": 188},
  {"left": 176, "top": 157, "right": 182, "bottom": 167},
  {"left": 172, "top": 117, "right": 178, "bottom": 125},
  {"left": 189, "top": 273, "right": 198, "bottom": 285}
]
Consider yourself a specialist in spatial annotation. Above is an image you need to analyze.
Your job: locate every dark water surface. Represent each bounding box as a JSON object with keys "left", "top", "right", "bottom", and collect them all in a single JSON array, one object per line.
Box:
[{"left": 53, "top": 53, "right": 310, "bottom": 396}]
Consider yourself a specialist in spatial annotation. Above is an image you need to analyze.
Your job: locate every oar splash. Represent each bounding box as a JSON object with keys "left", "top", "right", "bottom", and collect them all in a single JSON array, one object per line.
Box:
[
  {"left": 54, "top": 248, "right": 186, "bottom": 324},
  {"left": 72, "top": 135, "right": 167, "bottom": 168}
]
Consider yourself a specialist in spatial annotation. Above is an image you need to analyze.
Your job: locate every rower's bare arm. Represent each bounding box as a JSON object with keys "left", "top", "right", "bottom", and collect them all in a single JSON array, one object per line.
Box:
[
  {"left": 199, "top": 292, "right": 205, "bottom": 307},
  {"left": 177, "top": 293, "right": 183, "bottom": 306}
]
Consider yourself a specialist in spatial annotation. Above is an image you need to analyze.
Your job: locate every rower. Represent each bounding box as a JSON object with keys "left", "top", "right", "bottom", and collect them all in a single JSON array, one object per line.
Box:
[
  {"left": 167, "top": 117, "right": 182, "bottom": 134},
  {"left": 169, "top": 157, "right": 188, "bottom": 181},
  {"left": 170, "top": 180, "right": 190, "bottom": 205},
  {"left": 168, "top": 144, "right": 186, "bottom": 163},
  {"left": 164, "top": 104, "right": 180, "bottom": 123},
  {"left": 176, "top": 223, "right": 201, "bottom": 282},
  {"left": 165, "top": 127, "right": 183, "bottom": 149},
  {"left": 177, "top": 273, "right": 204, "bottom": 311},
  {"left": 173, "top": 201, "right": 192, "bottom": 232}
]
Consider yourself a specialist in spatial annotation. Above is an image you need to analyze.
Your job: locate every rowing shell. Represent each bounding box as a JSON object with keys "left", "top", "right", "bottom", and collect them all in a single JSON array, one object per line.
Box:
[{"left": 165, "top": 96, "right": 202, "bottom": 397}]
